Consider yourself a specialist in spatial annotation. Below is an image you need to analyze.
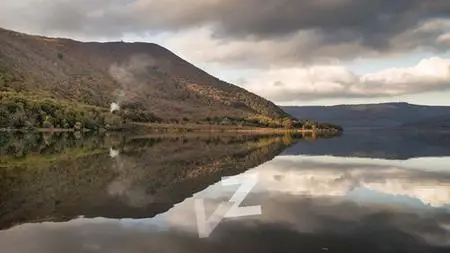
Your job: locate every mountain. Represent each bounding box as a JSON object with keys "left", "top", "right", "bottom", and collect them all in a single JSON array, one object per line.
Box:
[
  {"left": 282, "top": 103, "right": 450, "bottom": 130},
  {"left": 0, "top": 27, "right": 289, "bottom": 129}
]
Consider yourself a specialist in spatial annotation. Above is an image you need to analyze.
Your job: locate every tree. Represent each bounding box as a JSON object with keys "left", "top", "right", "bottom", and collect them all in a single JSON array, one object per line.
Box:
[
  {"left": 24, "top": 120, "right": 35, "bottom": 130},
  {"left": 0, "top": 108, "right": 9, "bottom": 128},
  {"left": 12, "top": 111, "right": 26, "bottom": 128},
  {"left": 74, "top": 122, "right": 83, "bottom": 131},
  {"left": 43, "top": 115, "right": 54, "bottom": 129},
  {"left": 84, "top": 118, "right": 98, "bottom": 130},
  {"left": 62, "top": 119, "right": 70, "bottom": 129},
  {"left": 282, "top": 118, "right": 294, "bottom": 129}
]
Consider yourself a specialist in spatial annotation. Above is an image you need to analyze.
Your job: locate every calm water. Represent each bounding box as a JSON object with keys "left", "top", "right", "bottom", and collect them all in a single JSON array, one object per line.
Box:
[{"left": 1, "top": 131, "right": 450, "bottom": 252}]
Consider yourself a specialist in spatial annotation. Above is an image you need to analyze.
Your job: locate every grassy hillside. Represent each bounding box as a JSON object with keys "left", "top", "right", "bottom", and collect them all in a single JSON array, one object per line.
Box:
[{"left": 0, "top": 27, "right": 290, "bottom": 128}]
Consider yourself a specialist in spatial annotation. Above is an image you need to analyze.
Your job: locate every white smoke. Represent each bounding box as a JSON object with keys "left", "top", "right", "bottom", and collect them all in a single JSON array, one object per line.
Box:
[
  {"left": 109, "top": 55, "right": 156, "bottom": 103},
  {"left": 109, "top": 147, "right": 120, "bottom": 158},
  {"left": 110, "top": 102, "right": 120, "bottom": 113}
]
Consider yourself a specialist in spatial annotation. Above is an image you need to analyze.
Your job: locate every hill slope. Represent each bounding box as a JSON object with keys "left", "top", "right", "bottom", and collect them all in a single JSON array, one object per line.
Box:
[
  {"left": 0, "top": 27, "right": 288, "bottom": 126},
  {"left": 283, "top": 103, "right": 450, "bottom": 130}
]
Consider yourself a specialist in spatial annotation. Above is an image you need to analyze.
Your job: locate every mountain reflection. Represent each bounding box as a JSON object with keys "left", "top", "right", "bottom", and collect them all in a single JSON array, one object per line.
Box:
[
  {"left": 2, "top": 132, "right": 450, "bottom": 253},
  {"left": 0, "top": 132, "right": 299, "bottom": 229},
  {"left": 284, "top": 131, "right": 450, "bottom": 159}
]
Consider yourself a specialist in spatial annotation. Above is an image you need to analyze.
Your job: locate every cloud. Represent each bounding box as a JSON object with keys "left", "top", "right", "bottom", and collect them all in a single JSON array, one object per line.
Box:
[
  {"left": 162, "top": 26, "right": 374, "bottom": 67},
  {"left": 1, "top": 0, "right": 449, "bottom": 103},
  {"left": 0, "top": 0, "right": 449, "bottom": 64},
  {"left": 243, "top": 57, "right": 450, "bottom": 102},
  {"left": 257, "top": 156, "right": 450, "bottom": 207}
]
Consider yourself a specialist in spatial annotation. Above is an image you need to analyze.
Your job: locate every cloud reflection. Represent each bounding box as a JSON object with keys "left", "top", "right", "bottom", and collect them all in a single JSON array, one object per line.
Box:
[
  {"left": 257, "top": 156, "right": 450, "bottom": 207},
  {"left": 2, "top": 154, "right": 450, "bottom": 252}
]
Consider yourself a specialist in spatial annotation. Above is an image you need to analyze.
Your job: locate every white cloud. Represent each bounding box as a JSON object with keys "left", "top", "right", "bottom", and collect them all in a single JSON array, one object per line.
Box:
[
  {"left": 362, "top": 57, "right": 450, "bottom": 90},
  {"left": 417, "top": 18, "right": 450, "bottom": 32},
  {"left": 437, "top": 33, "right": 450, "bottom": 46},
  {"left": 243, "top": 57, "right": 450, "bottom": 102}
]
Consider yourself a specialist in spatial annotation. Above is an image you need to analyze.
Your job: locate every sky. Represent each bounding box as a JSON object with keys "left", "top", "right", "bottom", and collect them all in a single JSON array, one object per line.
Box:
[{"left": 0, "top": 0, "right": 449, "bottom": 106}]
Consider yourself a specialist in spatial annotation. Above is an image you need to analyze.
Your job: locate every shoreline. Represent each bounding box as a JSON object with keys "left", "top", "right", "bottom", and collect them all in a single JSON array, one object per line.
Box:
[{"left": 0, "top": 122, "right": 341, "bottom": 135}]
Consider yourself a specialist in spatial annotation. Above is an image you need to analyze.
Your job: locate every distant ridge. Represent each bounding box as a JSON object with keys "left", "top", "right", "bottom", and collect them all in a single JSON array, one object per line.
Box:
[{"left": 282, "top": 102, "right": 450, "bottom": 130}]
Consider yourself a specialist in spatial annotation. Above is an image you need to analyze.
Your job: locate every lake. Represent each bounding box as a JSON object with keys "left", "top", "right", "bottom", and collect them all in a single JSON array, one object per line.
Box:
[{"left": 1, "top": 131, "right": 450, "bottom": 253}]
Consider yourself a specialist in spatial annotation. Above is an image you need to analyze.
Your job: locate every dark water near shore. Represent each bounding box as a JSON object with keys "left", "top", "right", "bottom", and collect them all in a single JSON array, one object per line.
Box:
[{"left": 1, "top": 131, "right": 450, "bottom": 253}]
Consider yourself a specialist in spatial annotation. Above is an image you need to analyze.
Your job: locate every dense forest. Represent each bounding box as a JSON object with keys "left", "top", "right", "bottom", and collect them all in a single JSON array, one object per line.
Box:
[
  {"left": 0, "top": 91, "right": 342, "bottom": 132},
  {"left": 0, "top": 92, "right": 162, "bottom": 131}
]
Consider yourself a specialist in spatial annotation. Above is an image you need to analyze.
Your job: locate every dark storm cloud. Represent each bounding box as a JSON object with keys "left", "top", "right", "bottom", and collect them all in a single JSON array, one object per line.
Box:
[
  {"left": 210, "top": 0, "right": 429, "bottom": 42},
  {"left": 1, "top": 0, "right": 449, "bottom": 63}
]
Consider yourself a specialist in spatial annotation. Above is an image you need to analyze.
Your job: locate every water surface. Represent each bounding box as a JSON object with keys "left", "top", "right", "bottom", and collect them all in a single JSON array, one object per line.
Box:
[{"left": 1, "top": 131, "right": 450, "bottom": 252}]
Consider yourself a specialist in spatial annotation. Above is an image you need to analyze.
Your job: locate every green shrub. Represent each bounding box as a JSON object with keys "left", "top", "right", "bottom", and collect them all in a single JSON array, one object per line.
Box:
[{"left": 74, "top": 122, "right": 83, "bottom": 131}]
